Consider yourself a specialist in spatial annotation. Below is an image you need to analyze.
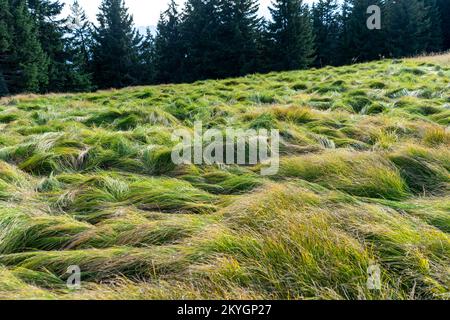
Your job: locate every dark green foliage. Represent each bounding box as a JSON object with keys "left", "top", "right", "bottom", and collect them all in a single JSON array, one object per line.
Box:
[
  {"left": 0, "top": 70, "right": 8, "bottom": 96},
  {"left": 180, "top": 0, "right": 222, "bottom": 81},
  {"left": 0, "top": 0, "right": 48, "bottom": 94},
  {"left": 384, "top": 0, "right": 442, "bottom": 58},
  {"left": 339, "top": 0, "right": 385, "bottom": 64},
  {"left": 215, "top": 0, "right": 261, "bottom": 77},
  {"left": 437, "top": 0, "right": 450, "bottom": 49},
  {"left": 154, "top": 0, "right": 185, "bottom": 83},
  {"left": 64, "top": 0, "right": 93, "bottom": 91},
  {"left": 0, "top": 0, "right": 449, "bottom": 95},
  {"left": 139, "top": 28, "right": 156, "bottom": 84},
  {"left": 312, "top": 0, "right": 340, "bottom": 66},
  {"left": 421, "top": 0, "right": 443, "bottom": 52},
  {"left": 384, "top": 0, "right": 419, "bottom": 57},
  {"left": 264, "top": 0, "right": 315, "bottom": 71},
  {"left": 0, "top": 0, "right": 10, "bottom": 51},
  {"left": 27, "top": 0, "right": 73, "bottom": 92},
  {"left": 91, "top": 0, "right": 143, "bottom": 89},
  {"left": 0, "top": 0, "right": 11, "bottom": 99},
  {"left": 162, "top": 0, "right": 262, "bottom": 82}
]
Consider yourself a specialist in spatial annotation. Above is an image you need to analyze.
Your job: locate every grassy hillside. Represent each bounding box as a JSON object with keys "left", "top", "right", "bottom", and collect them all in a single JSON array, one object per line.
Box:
[{"left": 0, "top": 56, "right": 449, "bottom": 300}]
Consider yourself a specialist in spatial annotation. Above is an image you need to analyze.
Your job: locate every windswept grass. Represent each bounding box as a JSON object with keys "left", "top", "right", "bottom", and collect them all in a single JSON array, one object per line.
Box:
[
  {"left": 0, "top": 57, "right": 448, "bottom": 300},
  {"left": 0, "top": 207, "right": 91, "bottom": 254},
  {"left": 278, "top": 151, "right": 409, "bottom": 200}
]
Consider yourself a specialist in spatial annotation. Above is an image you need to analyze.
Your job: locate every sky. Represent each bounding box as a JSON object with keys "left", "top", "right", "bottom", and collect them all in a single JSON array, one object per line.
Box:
[{"left": 62, "top": 0, "right": 316, "bottom": 27}]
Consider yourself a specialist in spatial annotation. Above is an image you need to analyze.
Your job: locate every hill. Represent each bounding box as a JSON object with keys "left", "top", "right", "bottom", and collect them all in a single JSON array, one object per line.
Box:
[{"left": 0, "top": 56, "right": 449, "bottom": 300}]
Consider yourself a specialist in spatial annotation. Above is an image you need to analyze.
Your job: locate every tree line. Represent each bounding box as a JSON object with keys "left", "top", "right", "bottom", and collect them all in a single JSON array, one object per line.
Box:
[{"left": 1, "top": 0, "right": 449, "bottom": 96}]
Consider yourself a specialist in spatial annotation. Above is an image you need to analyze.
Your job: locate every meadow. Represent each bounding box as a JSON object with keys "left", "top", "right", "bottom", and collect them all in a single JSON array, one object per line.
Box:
[{"left": 0, "top": 55, "right": 449, "bottom": 300}]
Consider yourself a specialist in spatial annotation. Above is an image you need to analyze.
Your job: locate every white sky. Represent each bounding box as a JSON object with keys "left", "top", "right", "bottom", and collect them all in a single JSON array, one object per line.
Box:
[{"left": 62, "top": 0, "right": 316, "bottom": 27}]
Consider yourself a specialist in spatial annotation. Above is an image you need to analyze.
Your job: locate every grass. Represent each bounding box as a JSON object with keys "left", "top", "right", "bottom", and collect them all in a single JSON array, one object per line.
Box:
[
  {"left": 0, "top": 56, "right": 448, "bottom": 300},
  {"left": 278, "top": 151, "right": 410, "bottom": 200}
]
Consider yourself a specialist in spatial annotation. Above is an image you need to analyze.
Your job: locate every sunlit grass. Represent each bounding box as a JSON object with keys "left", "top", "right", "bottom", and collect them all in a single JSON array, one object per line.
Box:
[{"left": 0, "top": 57, "right": 448, "bottom": 300}]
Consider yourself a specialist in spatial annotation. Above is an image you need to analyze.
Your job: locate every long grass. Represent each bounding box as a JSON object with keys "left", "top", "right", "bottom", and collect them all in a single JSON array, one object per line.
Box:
[{"left": 0, "top": 57, "right": 448, "bottom": 299}]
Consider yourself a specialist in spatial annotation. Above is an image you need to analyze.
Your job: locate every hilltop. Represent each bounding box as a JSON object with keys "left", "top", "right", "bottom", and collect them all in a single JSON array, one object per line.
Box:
[{"left": 0, "top": 56, "right": 449, "bottom": 299}]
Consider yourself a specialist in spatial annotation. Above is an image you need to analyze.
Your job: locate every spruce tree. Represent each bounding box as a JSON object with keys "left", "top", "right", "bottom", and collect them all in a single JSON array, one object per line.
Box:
[
  {"left": 312, "top": 0, "right": 340, "bottom": 66},
  {"left": 216, "top": 0, "right": 261, "bottom": 77},
  {"left": 339, "top": 0, "right": 385, "bottom": 64},
  {"left": 254, "top": 16, "right": 271, "bottom": 73},
  {"left": 0, "top": 71, "right": 8, "bottom": 96},
  {"left": 92, "top": 0, "right": 143, "bottom": 89},
  {"left": 139, "top": 28, "right": 156, "bottom": 84},
  {"left": 181, "top": 0, "right": 222, "bottom": 81},
  {"left": 27, "top": 0, "right": 69, "bottom": 92},
  {"left": 421, "top": 0, "right": 443, "bottom": 52},
  {"left": 0, "top": 0, "right": 10, "bottom": 53},
  {"left": 65, "top": 0, "right": 93, "bottom": 91},
  {"left": 0, "top": 0, "right": 11, "bottom": 95},
  {"left": 437, "top": 0, "right": 450, "bottom": 50},
  {"left": 1, "top": 0, "right": 48, "bottom": 94},
  {"left": 384, "top": 0, "right": 430, "bottom": 57},
  {"left": 265, "top": 0, "right": 315, "bottom": 72},
  {"left": 154, "top": 0, "right": 185, "bottom": 83}
]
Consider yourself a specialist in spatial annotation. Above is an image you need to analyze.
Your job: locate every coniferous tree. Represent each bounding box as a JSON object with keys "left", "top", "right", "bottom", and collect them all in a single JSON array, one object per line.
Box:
[
  {"left": 1, "top": 0, "right": 48, "bottom": 94},
  {"left": 384, "top": 0, "right": 431, "bottom": 58},
  {"left": 1, "top": 0, "right": 448, "bottom": 95},
  {"left": 420, "top": 0, "right": 443, "bottom": 52},
  {"left": 28, "top": 0, "right": 70, "bottom": 92},
  {"left": 92, "top": 0, "right": 143, "bottom": 89},
  {"left": 0, "top": 71, "right": 7, "bottom": 96},
  {"left": 254, "top": 16, "right": 271, "bottom": 72},
  {"left": 154, "top": 0, "right": 185, "bottom": 83},
  {"left": 312, "top": 0, "right": 340, "bottom": 66},
  {"left": 0, "top": 0, "right": 11, "bottom": 95},
  {"left": 436, "top": 0, "right": 450, "bottom": 50},
  {"left": 181, "top": 0, "right": 222, "bottom": 81},
  {"left": 265, "top": 0, "right": 315, "bottom": 72},
  {"left": 139, "top": 28, "right": 156, "bottom": 84},
  {"left": 0, "top": 0, "right": 10, "bottom": 52},
  {"left": 339, "top": 0, "right": 385, "bottom": 64},
  {"left": 65, "top": 0, "right": 93, "bottom": 91},
  {"left": 216, "top": 0, "right": 261, "bottom": 77}
]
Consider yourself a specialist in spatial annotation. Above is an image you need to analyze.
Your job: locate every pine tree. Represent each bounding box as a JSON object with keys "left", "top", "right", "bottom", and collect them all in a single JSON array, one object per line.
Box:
[
  {"left": 139, "top": 28, "right": 156, "bottom": 84},
  {"left": 437, "top": 0, "right": 450, "bottom": 50},
  {"left": 421, "top": 0, "right": 443, "bottom": 52},
  {"left": 384, "top": 0, "right": 430, "bottom": 58},
  {"left": 65, "top": 0, "right": 93, "bottom": 91},
  {"left": 216, "top": 0, "right": 261, "bottom": 77},
  {"left": 0, "top": 0, "right": 11, "bottom": 95},
  {"left": 339, "top": 0, "right": 385, "bottom": 64},
  {"left": 0, "top": 0, "right": 10, "bottom": 52},
  {"left": 1, "top": 0, "right": 48, "bottom": 94},
  {"left": 181, "top": 0, "right": 222, "bottom": 81},
  {"left": 254, "top": 16, "right": 271, "bottom": 73},
  {"left": 384, "top": 0, "right": 410, "bottom": 57},
  {"left": 179, "top": 0, "right": 261, "bottom": 81},
  {"left": 92, "top": 0, "right": 143, "bottom": 89},
  {"left": 312, "top": 0, "right": 340, "bottom": 66},
  {"left": 0, "top": 71, "right": 8, "bottom": 96},
  {"left": 154, "top": 0, "right": 185, "bottom": 83},
  {"left": 27, "top": 0, "right": 69, "bottom": 92},
  {"left": 265, "top": 0, "right": 315, "bottom": 72}
]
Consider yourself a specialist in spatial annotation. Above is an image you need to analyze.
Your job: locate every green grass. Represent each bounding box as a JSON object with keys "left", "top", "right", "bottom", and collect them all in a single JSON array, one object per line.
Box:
[{"left": 0, "top": 57, "right": 449, "bottom": 300}]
